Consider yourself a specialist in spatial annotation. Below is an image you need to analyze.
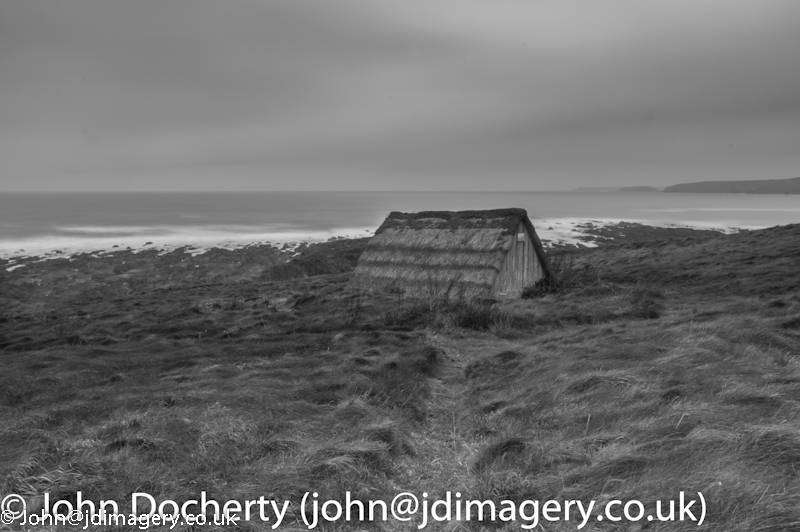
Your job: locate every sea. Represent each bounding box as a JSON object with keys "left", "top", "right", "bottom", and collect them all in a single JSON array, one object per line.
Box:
[{"left": 1, "top": 191, "right": 799, "bottom": 260}]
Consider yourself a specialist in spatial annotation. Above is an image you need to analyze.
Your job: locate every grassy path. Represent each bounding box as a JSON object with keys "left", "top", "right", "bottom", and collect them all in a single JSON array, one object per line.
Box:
[
  {"left": 400, "top": 333, "right": 526, "bottom": 497},
  {"left": 402, "top": 333, "right": 475, "bottom": 495}
]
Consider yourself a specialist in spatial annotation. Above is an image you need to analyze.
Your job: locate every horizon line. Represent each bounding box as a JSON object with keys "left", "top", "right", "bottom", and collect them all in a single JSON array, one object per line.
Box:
[{"left": 0, "top": 188, "right": 659, "bottom": 194}]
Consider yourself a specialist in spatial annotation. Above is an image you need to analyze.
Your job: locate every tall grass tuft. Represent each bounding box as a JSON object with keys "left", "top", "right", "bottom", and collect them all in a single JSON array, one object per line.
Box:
[
  {"left": 628, "top": 285, "right": 665, "bottom": 319},
  {"left": 472, "top": 438, "right": 528, "bottom": 473}
]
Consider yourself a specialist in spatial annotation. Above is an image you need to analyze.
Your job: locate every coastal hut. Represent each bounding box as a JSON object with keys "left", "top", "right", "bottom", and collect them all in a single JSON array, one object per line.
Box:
[{"left": 352, "top": 208, "right": 550, "bottom": 299}]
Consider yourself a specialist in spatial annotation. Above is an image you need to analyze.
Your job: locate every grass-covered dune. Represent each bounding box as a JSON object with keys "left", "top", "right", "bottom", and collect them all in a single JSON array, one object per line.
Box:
[{"left": 1, "top": 223, "right": 799, "bottom": 531}]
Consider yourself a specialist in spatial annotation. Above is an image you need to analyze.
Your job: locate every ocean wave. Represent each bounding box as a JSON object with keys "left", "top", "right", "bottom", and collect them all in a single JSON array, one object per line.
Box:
[
  {"left": 56, "top": 225, "right": 164, "bottom": 235},
  {"left": 0, "top": 225, "right": 375, "bottom": 260}
]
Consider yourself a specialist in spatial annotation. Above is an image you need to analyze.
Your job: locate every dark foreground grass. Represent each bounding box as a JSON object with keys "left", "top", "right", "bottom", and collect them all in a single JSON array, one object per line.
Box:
[
  {"left": 1, "top": 244, "right": 437, "bottom": 530},
  {"left": 1, "top": 224, "right": 800, "bottom": 531},
  {"left": 450, "top": 224, "right": 800, "bottom": 531},
  {"left": 456, "top": 306, "right": 800, "bottom": 530}
]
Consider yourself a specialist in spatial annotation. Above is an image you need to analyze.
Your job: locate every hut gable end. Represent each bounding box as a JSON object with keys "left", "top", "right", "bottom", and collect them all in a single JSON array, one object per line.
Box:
[{"left": 353, "top": 208, "right": 550, "bottom": 299}]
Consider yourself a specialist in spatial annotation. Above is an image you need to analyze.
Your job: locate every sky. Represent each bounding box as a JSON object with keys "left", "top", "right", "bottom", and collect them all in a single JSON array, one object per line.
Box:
[{"left": 2, "top": 0, "right": 800, "bottom": 192}]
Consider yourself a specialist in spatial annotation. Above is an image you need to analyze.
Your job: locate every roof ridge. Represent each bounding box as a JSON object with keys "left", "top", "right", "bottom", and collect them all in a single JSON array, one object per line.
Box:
[{"left": 385, "top": 208, "right": 529, "bottom": 219}]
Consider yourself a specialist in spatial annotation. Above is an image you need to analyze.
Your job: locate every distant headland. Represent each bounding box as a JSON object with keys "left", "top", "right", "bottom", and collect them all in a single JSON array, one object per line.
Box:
[
  {"left": 573, "top": 177, "right": 800, "bottom": 194},
  {"left": 573, "top": 186, "right": 661, "bottom": 193},
  {"left": 664, "top": 177, "right": 800, "bottom": 194}
]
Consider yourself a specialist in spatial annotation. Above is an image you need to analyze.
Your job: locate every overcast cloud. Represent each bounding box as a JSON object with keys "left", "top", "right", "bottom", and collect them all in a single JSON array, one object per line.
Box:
[{"left": 2, "top": 0, "right": 800, "bottom": 191}]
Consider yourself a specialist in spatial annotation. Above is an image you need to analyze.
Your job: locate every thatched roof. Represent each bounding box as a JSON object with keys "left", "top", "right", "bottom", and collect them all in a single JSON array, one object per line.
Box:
[{"left": 352, "top": 208, "right": 549, "bottom": 298}]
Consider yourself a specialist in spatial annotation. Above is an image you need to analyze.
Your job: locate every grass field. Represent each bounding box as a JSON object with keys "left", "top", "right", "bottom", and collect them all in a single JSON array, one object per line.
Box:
[{"left": 1, "top": 224, "right": 800, "bottom": 530}]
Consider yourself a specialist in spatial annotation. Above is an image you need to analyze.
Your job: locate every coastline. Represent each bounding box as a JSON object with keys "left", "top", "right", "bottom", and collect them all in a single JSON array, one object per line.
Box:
[
  {"left": 1, "top": 217, "right": 765, "bottom": 271},
  {"left": 0, "top": 217, "right": 765, "bottom": 271},
  {"left": 3, "top": 190, "right": 797, "bottom": 266},
  {"left": 0, "top": 226, "right": 375, "bottom": 265}
]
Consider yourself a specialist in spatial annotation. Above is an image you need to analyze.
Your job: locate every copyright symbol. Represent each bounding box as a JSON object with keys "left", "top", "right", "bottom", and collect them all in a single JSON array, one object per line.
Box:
[
  {"left": 1, "top": 494, "right": 26, "bottom": 524},
  {"left": 0, "top": 512, "right": 14, "bottom": 526},
  {"left": 390, "top": 492, "right": 419, "bottom": 522}
]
